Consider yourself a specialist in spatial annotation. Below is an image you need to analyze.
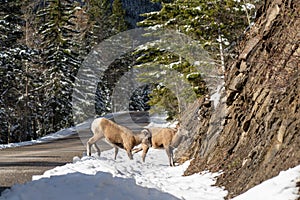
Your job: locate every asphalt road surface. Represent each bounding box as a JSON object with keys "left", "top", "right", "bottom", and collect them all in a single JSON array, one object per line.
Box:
[
  {"left": 0, "top": 134, "right": 86, "bottom": 191},
  {"left": 0, "top": 111, "right": 150, "bottom": 194}
]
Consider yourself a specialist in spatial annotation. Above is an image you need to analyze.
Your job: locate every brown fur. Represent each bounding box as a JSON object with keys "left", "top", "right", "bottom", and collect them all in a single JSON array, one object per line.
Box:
[
  {"left": 87, "top": 118, "right": 151, "bottom": 160},
  {"left": 133, "top": 126, "right": 186, "bottom": 166}
]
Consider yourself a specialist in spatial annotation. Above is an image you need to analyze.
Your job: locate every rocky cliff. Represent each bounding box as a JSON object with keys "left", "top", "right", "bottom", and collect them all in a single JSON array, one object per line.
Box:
[{"left": 176, "top": 0, "right": 300, "bottom": 198}]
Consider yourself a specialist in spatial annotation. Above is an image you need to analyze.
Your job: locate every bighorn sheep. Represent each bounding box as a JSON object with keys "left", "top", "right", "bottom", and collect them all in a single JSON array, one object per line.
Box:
[
  {"left": 133, "top": 126, "right": 187, "bottom": 166},
  {"left": 87, "top": 118, "right": 152, "bottom": 160}
]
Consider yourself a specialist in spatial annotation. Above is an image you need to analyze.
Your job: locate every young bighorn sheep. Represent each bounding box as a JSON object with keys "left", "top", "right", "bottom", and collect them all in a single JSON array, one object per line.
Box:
[
  {"left": 133, "top": 125, "right": 187, "bottom": 166},
  {"left": 87, "top": 118, "right": 152, "bottom": 160}
]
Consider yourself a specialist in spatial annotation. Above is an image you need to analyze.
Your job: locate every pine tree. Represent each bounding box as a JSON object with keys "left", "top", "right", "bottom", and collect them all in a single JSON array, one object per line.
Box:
[
  {"left": 134, "top": 0, "right": 258, "bottom": 120},
  {"left": 133, "top": 48, "right": 205, "bottom": 120},
  {"left": 0, "top": 0, "right": 21, "bottom": 144},
  {"left": 0, "top": 0, "right": 41, "bottom": 143},
  {"left": 86, "top": 0, "right": 112, "bottom": 44},
  {"left": 71, "top": 0, "right": 130, "bottom": 121},
  {"left": 86, "top": 0, "right": 129, "bottom": 116},
  {"left": 36, "top": 0, "right": 82, "bottom": 134},
  {"left": 140, "top": 0, "right": 257, "bottom": 68},
  {"left": 111, "top": 0, "right": 128, "bottom": 33}
]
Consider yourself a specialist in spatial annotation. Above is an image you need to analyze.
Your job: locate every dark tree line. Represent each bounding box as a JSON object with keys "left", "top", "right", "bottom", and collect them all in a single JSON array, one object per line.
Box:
[{"left": 0, "top": 0, "right": 156, "bottom": 144}]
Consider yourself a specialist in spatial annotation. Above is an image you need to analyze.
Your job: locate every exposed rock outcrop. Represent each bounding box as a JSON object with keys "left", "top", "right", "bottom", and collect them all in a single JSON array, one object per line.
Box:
[{"left": 177, "top": 0, "right": 299, "bottom": 198}]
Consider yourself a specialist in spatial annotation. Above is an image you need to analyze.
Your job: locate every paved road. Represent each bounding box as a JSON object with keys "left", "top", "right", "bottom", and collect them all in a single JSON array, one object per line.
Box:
[
  {"left": 0, "top": 134, "right": 86, "bottom": 190},
  {"left": 0, "top": 111, "right": 151, "bottom": 194}
]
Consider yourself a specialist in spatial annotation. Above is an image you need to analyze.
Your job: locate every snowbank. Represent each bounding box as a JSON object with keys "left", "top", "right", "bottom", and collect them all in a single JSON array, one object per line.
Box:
[
  {"left": 1, "top": 148, "right": 227, "bottom": 200},
  {"left": 1, "top": 145, "right": 299, "bottom": 200},
  {"left": 0, "top": 119, "right": 93, "bottom": 150},
  {"left": 232, "top": 165, "right": 300, "bottom": 200},
  {"left": 0, "top": 127, "right": 77, "bottom": 150}
]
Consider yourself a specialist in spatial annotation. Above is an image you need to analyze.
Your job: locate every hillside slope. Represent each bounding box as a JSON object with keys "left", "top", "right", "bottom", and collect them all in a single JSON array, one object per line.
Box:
[{"left": 177, "top": 0, "right": 299, "bottom": 198}]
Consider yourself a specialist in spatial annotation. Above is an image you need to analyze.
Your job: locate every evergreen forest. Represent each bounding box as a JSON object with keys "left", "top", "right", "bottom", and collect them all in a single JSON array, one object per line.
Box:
[{"left": 0, "top": 0, "right": 260, "bottom": 144}]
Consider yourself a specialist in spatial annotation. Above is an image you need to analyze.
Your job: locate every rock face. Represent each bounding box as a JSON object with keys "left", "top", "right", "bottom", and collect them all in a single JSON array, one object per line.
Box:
[
  {"left": 177, "top": 0, "right": 299, "bottom": 198},
  {"left": 174, "top": 98, "right": 212, "bottom": 163}
]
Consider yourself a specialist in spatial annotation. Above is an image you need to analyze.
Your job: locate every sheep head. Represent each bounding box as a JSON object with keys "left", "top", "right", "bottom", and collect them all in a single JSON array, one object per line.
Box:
[{"left": 141, "top": 129, "right": 152, "bottom": 148}]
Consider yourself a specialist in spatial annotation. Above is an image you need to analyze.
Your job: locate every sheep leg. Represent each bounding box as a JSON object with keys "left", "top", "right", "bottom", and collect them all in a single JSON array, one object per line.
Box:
[
  {"left": 165, "top": 146, "right": 175, "bottom": 166},
  {"left": 170, "top": 149, "right": 174, "bottom": 166},
  {"left": 92, "top": 143, "right": 101, "bottom": 157},
  {"left": 114, "top": 147, "right": 119, "bottom": 160},
  {"left": 141, "top": 145, "right": 149, "bottom": 162},
  {"left": 86, "top": 135, "right": 101, "bottom": 156},
  {"left": 126, "top": 149, "right": 133, "bottom": 160},
  {"left": 87, "top": 137, "right": 99, "bottom": 156},
  {"left": 132, "top": 147, "right": 143, "bottom": 154}
]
